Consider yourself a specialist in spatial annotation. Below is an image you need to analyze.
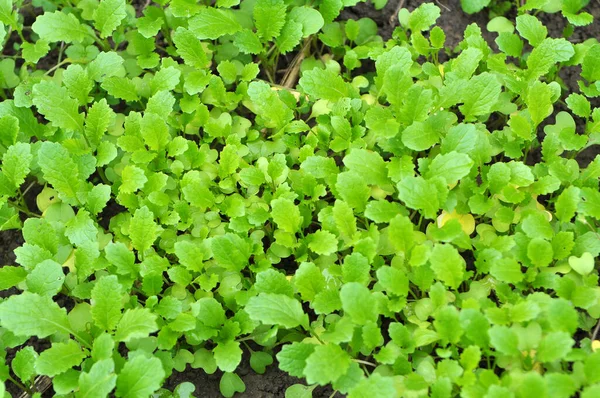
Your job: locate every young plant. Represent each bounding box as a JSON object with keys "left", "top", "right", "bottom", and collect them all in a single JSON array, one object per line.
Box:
[{"left": 0, "top": 1, "right": 599, "bottom": 398}]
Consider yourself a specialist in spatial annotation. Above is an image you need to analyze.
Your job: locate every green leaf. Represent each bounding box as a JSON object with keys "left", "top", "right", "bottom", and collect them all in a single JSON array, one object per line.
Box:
[
  {"left": 348, "top": 373, "right": 396, "bottom": 398},
  {"left": 299, "top": 67, "right": 354, "bottom": 101},
  {"left": 496, "top": 32, "right": 523, "bottom": 57},
  {"left": 527, "top": 81, "right": 553, "bottom": 126},
  {"left": 335, "top": 172, "right": 370, "bottom": 211},
  {"left": 91, "top": 275, "right": 123, "bottom": 331},
  {"left": 527, "top": 238, "right": 553, "bottom": 267},
  {"left": 0, "top": 0, "right": 16, "bottom": 26},
  {"left": 289, "top": 6, "right": 324, "bottom": 36},
  {"left": 35, "top": 340, "right": 85, "bottom": 377},
  {"left": 114, "top": 308, "right": 158, "bottom": 342},
  {"left": 174, "top": 240, "right": 204, "bottom": 272},
  {"left": 196, "top": 297, "right": 226, "bottom": 328},
  {"left": 21, "top": 39, "right": 50, "bottom": 63},
  {"left": 86, "top": 184, "right": 111, "bottom": 216},
  {"left": 434, "top": 306, "right": 463, "bottom": 344},
  {"left": 0, "top": 114, "right": 18, "bottom": 147},
  {"left": 569, "top": 252, "right": 595, "bottom": 275},
  {"left": 250, "top": 351, "right": 273, "bottom": 374},
  {"left": 246, "top": 293, "right": 307, "bottom": 329},
  {"left": 276, "top": 19, "right": 303, "bottom": 54},
  {"left": 26, "top": 259, "right": 64, "bottom": 297},
  {"left": 38, "top": 143, "right": 83, "bottom": 203},
  {"left": 580, "top": 187, "right": 600, "bottom": 219},
  {"left": 307, "top": 230, "right": 338, "bottom": 255},
  {"left": 490, "top": 258, "right": 524, "bottom": 284},
  {"left": 277, "top": 342, "right": 315, "bottom": 377},
  {"left": 536, "top": 332, "right": 574, "bottom": 362},
  {"left": 271, "top": 197, "right": 302, "bottom": 233},
  {"left": 233, "top": 29, "right": 263, "bottom": 54},
  {"left": 211, "top": 233, "right": 251, "bottom": 271},
  {"left": 340, "top": 282, "right": 378, "bottom": 325},
  {"left": 429, "top": 244, "right": 465, "bottom": 289},
  {"left": 408, "top": 3, "right": 440, "bottom": 31},
  {"left": 460, "top": 0, "right": 491, "bottom": 14},
  {"left": 77, "top": 359, "right": 117, "bottom": 398},
  {"left": 293, "top": 262, "right": 326, "bottom": 301},
  {"left": 582, "top": 44, "right": 600, "bottom": 82},
  {"left": 12, "top": 347, "right": 38, "bottom": 382},
  {"left": 247, "top": 81, "right": 293, "bottom": 129},
  {"left": 521, "top": 212, "right": 553, "bottom": 240},
  {"left": 101, "top": 76, "right": 139, "bottom": 101},
  {"left": 0, "top": 266, "right": 27, "bottom": 290},
  {"left": 93, "top": 0, "right": 127, "bottom": 38},
  {"left": 301, "top": 156, "right": 338, "bottom": 179},
  {"left": 214, "top": 341, "right": 242, "bottom": 372},
  {"left": 527, "top": 38, "right": 574, "bottom": 79},
  {"left": 1, "top": 142, "right": 31, "bottom": 189},
  {"left": 115, "top": 355, "right": 165, "bottom": 398},
  {"left": 65, "top": 210, "right": 97, "bottom": 247},
  {"left": 129, "top": 206, "right": 158, "bottom": 253},
  {"left": 459, "top": 73, "right": 501, "bottom": 120},
  {"left": 87, "top": 51, "right": 125, "bottom": 82},
  {"left": 397, "top": 176, "right": 439, "bottom": 219},
  {"left": 86, "top": 99, "right": 115, "bottom": 147},
  {"left": 566, "top": 93, "right": 591, "bottom": 118},
  {"left": 342, "top": 253, "right": 370, "bottom": 286},
  {"left": 303, "top": 344, "right": 351, "bottom": 385},
  {"left": 188, "top": 7, "right": 242, "bottom": 40},
  {"left": 489, "top": 325, "right": 520, "bottom": 356},
  {"left": 343, "top": 149, "right": 390, "bottom": 187},
  {"left": 424, "top": 151, "right": 473, "bottom": 185},
  {"left": 63, "top": 65, "right": 93, "bottom": 105},
  {"left": 515, "top": 14, "right": 546, "bottom": 47},
  {"left": 285, "top": 384, "right": 316, "bottom": 398},
  {"left": 364, "top": 201, "right": 404, "bottom": 224},
  {"left": 333, "top": 200, "right": 357, "bottom": 240},
  {"left": 220, "top": 373, "right": 246, "bottom": 398},
  {"left": 254, "top": 0, "right": 287, "bottom": 41},
  {"left": 585, "top": 352, "right": 600, "bottom": 384},
  {"left": 141, "top": 112, "right": 170, "bottom": 151},
  {"left": 32, "top": 81, "right": 83, "bottom": 132},
  {"left": 377, "top": 266, "right": 408, "bottom": 296},
  {"left": 31, "top": 11, "right": 88, "bottom": 43},
  {"left": 402, "top": 121, "right": 440, "bottom": 151},
  {"left": 173, "top": 27, "right": 209, "bottom": 68}
]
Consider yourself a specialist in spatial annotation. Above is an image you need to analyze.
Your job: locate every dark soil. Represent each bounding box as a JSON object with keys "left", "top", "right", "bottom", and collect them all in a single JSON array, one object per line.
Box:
[
  {"left": 0, "top": 229, "right": 22, "bottom": 267},
  {"left": 1, "top": 1, "right": 599, "bottom": 397},
  {"left": 343, "top": 0, "right": 600, "bottom": 49},
  {"left": 165, "top": 349, "right": 336, "bottom": 398}
]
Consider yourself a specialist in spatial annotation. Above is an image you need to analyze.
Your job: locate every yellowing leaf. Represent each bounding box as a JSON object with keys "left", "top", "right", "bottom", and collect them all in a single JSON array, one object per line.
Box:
[{"left": 437, "top": 210, "right": 476, "bottom": 235}]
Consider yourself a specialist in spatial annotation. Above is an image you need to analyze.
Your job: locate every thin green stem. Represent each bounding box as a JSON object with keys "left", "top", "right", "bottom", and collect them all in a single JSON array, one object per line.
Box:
[
  {"left": 308, "top": 326, "right": 325, "bottom": 344},
  {"left": 7, "top": 375, "right": 31, "bottom": 395},
  {"left": 44, "top": 58, "right": 72, "bottom": 76},
  {"left": 9, "top": 202, "right": 40, "bottom": 218},
  {"left": 88, "top": 32, "right": 110, "bottom": 51},
  {"left": 241, "top": 340, "right": 254, "bottom": 353},
  {"left": 97, "top": 166, "right": 110, "bottom": 185}
]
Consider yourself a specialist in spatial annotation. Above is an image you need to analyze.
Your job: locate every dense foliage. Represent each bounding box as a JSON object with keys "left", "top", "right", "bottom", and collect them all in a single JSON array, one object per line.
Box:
[
  {"left": 0, "top": 0, "right": 599, "bottom": 397},
  {"left": 460, "top": 0, "right": 594, "bottom": 24}
]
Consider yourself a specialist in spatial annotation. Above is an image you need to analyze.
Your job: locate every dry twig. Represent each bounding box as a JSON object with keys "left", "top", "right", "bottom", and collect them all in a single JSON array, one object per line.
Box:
[
  {"left": 280, "top": 38, "right": 312, "bottom": 88},
  {"left": 389, "top": 0, "right": 406, "bottom": 25}
]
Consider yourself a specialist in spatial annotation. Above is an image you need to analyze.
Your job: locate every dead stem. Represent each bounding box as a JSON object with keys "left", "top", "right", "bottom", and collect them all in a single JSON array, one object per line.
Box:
[
  {"left": 436, "top": 0, "right": 451, "bottom": 11},
  {"left": 280, "top": 37, "right": 312, "bottom": 88},
  {"left": 389, "top": 0, "right": 406, "bottom": 25}
]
